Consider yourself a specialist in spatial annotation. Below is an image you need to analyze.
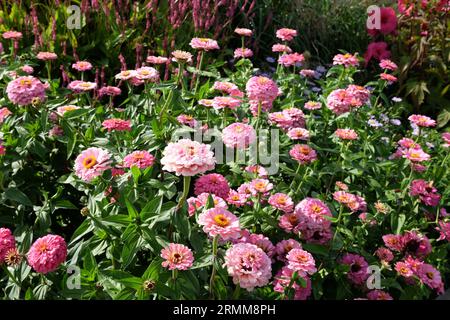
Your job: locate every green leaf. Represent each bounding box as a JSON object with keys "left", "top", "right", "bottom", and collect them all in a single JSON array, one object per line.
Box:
[
  {"left": 63, "top": 108, "right": 90, "bottom": 119},
  {"left": 3, "top": 188, "right": 33, "bottom": 206},
  {"left": 140, "top": 196, "right": 163, "bottom": 222},
  {"left": 125, "top": 198, "right": 138, "bottom": 219}
]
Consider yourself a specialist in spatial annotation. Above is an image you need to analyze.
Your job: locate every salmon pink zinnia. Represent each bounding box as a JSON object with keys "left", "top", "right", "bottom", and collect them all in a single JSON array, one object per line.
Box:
[
  {"left": 123, "top": 151, "right": 155, "bottom": 169},
  {"left": 161, "top": 243, "right": 194, "bottom": 271},
  {"left": 198, "top": 207, "right": 241, "bottom": 240}
]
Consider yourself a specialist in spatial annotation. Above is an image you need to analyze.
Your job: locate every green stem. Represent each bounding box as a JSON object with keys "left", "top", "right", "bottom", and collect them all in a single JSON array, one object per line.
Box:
[
  {"left": 176, "top": 176, "right": 191, "bottom": 212},
  {"left": 2, "top": 265, "right": 21, "bottom": 287},
  {"left": 332, "top": 205, "right": 344, "bottom": 244},
  {"left": 232, "top": 284, "right": 241, "bottom": 300},
  {"left": 194, "top": 51, "right": 204, "bottom": 95},
  {"left": 209, "top": 236, "right": 219, "bottom": 298}
]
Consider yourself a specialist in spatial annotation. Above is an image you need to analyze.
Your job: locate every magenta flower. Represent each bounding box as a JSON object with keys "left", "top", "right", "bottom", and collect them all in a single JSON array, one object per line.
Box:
[
  {"left": 273, "top": 266, "right": 312, "bottom": 300},
  {"left": 340, "top": 253, "right": 369, "bottom": 285},
  {"left": 0, "top": 228, "right": 16, "bottom": 264},
  {"left": 333, "top": 53, "right": 359, "bottom": 68},
  {"left": 102, "top": 119, "right": 131, "bottom": 132},
  {"left": 194, "top": 173, "right": 230, "bottom": 199},
  {"left": 27, "top": 235, "right": 67, "bottom": 274}
]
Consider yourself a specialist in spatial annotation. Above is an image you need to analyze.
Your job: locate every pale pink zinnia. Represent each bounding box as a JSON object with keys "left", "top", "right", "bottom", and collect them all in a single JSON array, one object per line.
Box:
[
  {"left": 146, "top": 55, "right": 169, "bottom": 64},
  {"left": 304, "top": 101, "right": 321, "bottom": 110},
  {"left": 379, "top": 59, "right": 398, "bottom": 71},
  {"left": 408, "top": 114, "right": 436, "bottom": 127},
  {"left": 402, "top": 148, "right": 430, "bottom": 162},
  {"left": 98, "top": 86, "right": 122, "bottom": 97},
  {"left": 74, "top": 147, "right": 112, "bottom": 182},
  {"left": 160, "top": 139, "right": 215, "bottom": 176},
  {"left": 222, "top": 123, "right": 256, "bottom": 149},
  {"left": 2, "top": 30, "right": 23, "bottom": 40},
  {"left": 268, "top": 193, "right": 294, "bottom": 213},
  {"left": 115, "top": 70, "right": 138, "bottom": 80},
  {"left": 380, "top": 73, "right": 397, "bottom": 83},
  {"left": 177, "top": 114, "right": 198, "bottom": 128},
  {"left": 72, "top": 61, "right": 93, "bottom": 71},
  {"left": 246, "top": 76, "right": 279, "bottom": 102},
  {"left": 286, "top": 248, "right": 317, "bottom": 277},
  {"left": 287, "top": 127, "right": 310, "bottom": 140},
  {"left": 21, "top": 65, "right": 34, "bottom": 74},
  {"left": 211, "top": 96, "right": 241, "bottom": 110},
  {"left": 272, "top": 44, "right": 292, "bottom": 53},
  {"left": 36, "top": 51, "right": 58, "bottom": 61},
  {"left": 289, "top": 144, "right": 317, "bottom": 164},
  {"left": 57, "top": 105, "right": 79, "bottom": 116},
  {"left": 194, "top": 173, "right": 230, "bottom": 199},
  {"left": 123, "top": 151, "right": 155, "bottom": 169},
  {"left": 160, "top": 243, "right": 194, "bottom": 271},
  {"left": 234, "top": 48, "right": 253, "bottom": 59},
  {"left": 0, "top": 107, "right": 12, "bottom": 124},
  {"left": 102, "top": 118, "right": 131, "bottom": 132},
  {"left": 333, "top": 53, "right": 359, "bottom": 68},
  {"left": 273, "top": 266, "right": 312, "bottom": 300},
  {"left": 171, "top": 50, "right": 193, "bottom": 64},
  {"left": 135, "top": 66, "right": 159, "bottom": 81},
  {"left": 250, "top": 178, "right": 273, "bottom": 194},
  {"left": 6, "top": 76, "right": 46, "bottom": 106},
  {"left": 198, "top": 207, "right": 241, "bottom": 240},
  {"left": 278, "top": 53, "right": 305, "bottom": 67},
  {"left": 276, "top": 28, "right": 297, "bottom": 41},
  {"left": 223, "top": 243, "right": 272, "bottom": 291},
  {"left": 234, "top": 28, "right": 253, "bottom": 37},
  {"left": 27, "top": 234, "right": 67, "bottom": 274},
  {"left": 189, "top": 37, "right": 220, "bottom": 51},
  {"left": 335, "top": 128, "right": 358, "bottom": 140}
]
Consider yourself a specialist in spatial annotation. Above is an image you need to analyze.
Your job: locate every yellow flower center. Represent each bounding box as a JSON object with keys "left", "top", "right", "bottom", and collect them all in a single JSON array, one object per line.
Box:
[
  {"left": 83, "top": 155, "right": 97, "bottom": 169},
  {"left": 20, "top": 79, "right": 32, "bottom": 86},
  {"left": 214, "top": 214, "right": 230, "bottom": 227}
]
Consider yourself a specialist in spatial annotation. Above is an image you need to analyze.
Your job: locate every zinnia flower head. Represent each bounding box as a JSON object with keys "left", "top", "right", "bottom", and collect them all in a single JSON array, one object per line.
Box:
[
  {"left": 304, "top": 101, "right": 321, "bottom": 110},
  {"left": 36, "top": 51, "right": 58, "bottom": 61},
  {"left": 234, "top": 28, "right": 253, "bottom": 37},
  {"left": 226, "top": 190, "right": 249, "bottom": 207},
  {"left": 246, "top": 76, "right": 279, "bottom": 102},
  {"left": 160, "top": 243, "right": 194, "bottom": 271},
  {"left": 171, "top": 50, "right": 193, "bottom": 64},
  {"left": 364, "top": 41, "right": 391, "bottom": 65},
  {"left": 335, "top": 128, "right": 358, "bottom": 140},
  {"left": 441, "top": 132, "right": 450, "bottom": 147},
  {"left": 223, "top": 243, "right": 272, "bottom": 291},
  {"left": 27, "top": 234, "right": 67, "bottom": 274},
  {"left": 98, "top": 86, "right": 121, "bottom": 97},
  {"left": 375, "top": 247, "right": 394, "bottom": 262},
  {"left": 278, "top": 53, "right": 305, "bottom": 67},
  {"left": 115, "top": 70, "right": 138, "bottom": 80},
  {"left": 383, "top": 234, "right": 405, "bottom": 252},
  {"left": 74, "top": 147, "right": 112, "bottom": 182},
  {"left": 135, "top": 66, "right": 159, "bottom": 81},
  {"left": 293, "top": 198, "right": 333, "bottom": 244},
  {"left": 333, "top": 53, "right": 359, "bottom": 68},
  {"left": 289, "top": 144, "right": 317, "bottom": 164},
  {"left": 340, "top": 253, "right": 369, "bottom": 285},
  {"left": 21, "top": 65, "right": 34, "bottom": 74},
  {"left": 402, "top": 148, "right": 430, "bottom": 162},
  {"left": 250, "top": 178, "right": 273, "bottom": 194},
  {"left": 187, "top": 193, "right": 228, "bottom": 217},
  {"left": 72, "top": 61, "right": 93, "bottom": 71},
  {"left": 276, "top": 28, "right": 297, "bottom": 41},
  {"left": 408, "top": 114, "right": 436, "bottom": 127},
  {"left": 211, "top": 96, "right": 241, "bottom": 110},
  {"left": 436, "top": 221, "right": 450, "bottom": 242},
  {"left": 194, "top": 173, "right": 230, "bottom": 199},
  {"left": 189, "top": 37, "right": 220, "bottom": 51},
  {"left": 2, "top": 30, "right": 23, "bottom": 40},
  {"left": 160, "top": 139, "right": 215, "bottom": 176},
  {"left": 198, "top": 207, "right": 241, "bottom": 240},
  {"left": 123, "top": 151, "right": 155, "bottom": 169},
  {"left": 0, "top": 107, "right": 12, "bottom": 124},
  {"left": 379, "top": 59, "right": 398, "bottom": 71},
  {"left": 269, "top": 193, "right": 294, "bottom": 213},
  {"left": 102, "top": 118, "right": 131, "bottom": 132},
  {"left": 286, "top": 248, "right": 317, "bottom": 277},
  {"left": 275, "top": 239, "right": 302, "bottom": 262},
  {"left": 6, "top": 76, "right": 46, "bottom": 106},
  {"left": 380, "top": 73, "right": 397, "bottom": 83},
  {"left": 0, "top": 228, "right": 16, "bottom": 264},
  {"left": 146, "top": 56, "right": 169, "bottom": 64},
  {"left": 57, "top": 105, "right": 79, "bottom": 116},
  {"left": 287, "top": 128, "right": 310, "bottom": 140},
  {"left": 272, "top": 44, "right": 292, "bottom": 53},
  {"left": 222, "top": 123, "right": 256, "bottom": 149},
  {"left": 234, "top": 48, "right": 253, "bottom": 59},
  {"left": 177, "top": 114, "right": 198, "bottom": 128},
  {"left": 417, "top": 263, "right": 444, "bottom": 294},
  {"left": 367, "top": 290, "right": 393, "bottom": 300}
]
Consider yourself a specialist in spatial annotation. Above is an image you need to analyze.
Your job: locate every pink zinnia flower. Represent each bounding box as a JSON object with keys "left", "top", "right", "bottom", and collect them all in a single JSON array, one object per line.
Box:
[
  {"left": 234, "top": 48, "right": 253, "bottom": 59},
  {"left": 223, "top": 243, "right": 272, "bottom": 291},
  {"left": 289, "top": 144, "right": 317, "bottom": 164},
  {"left": 198, "top": 208, "right": 241, "bottom": 241},
  {"left": 379, "top": 59, "right": 398, "bottom": 71},
  {"left": 98, "top": 86, "right": 121, "bottom": 97},
  {"left": 21, "top": 65, "right": 34, "bottom": 74},
  {"left": 340, "top": 253, "right": 369, "bottom": 285},
  {"left": 6, "top": 76, "right": 46, "bottom": 106},
  {"left": 417, "top": 263, "right": 444, "bottom": 294},
  {"left": 236, "top": 232, "right": 275, "bottom": 259},
  {"left": 272, "top": 44, "right": 292, "bottom": 53},
  {"left": 189, "top": 38, "right": 220, "bottom": 51},
  {"left": 146, "top": 56, "right": 169, "bottom": 64},
  {"left": 0, "top": 107, "right": 12, "bottom": 124},
  {"left": 72, "top": 81, "right": 97, "bottom": 91},
  {"left": 57, "top": 105, "right": 79, "bottom": 116},
  {"left": 275, "top": 239, "right": 302, "bottom": 262},
  {"left": 375, "top": 247, "right": 394, "bottom": 263},
  {"left": 72, "top": 61, "right": 93, "bottom": 71},
  {"left": 27, "top": 235, "right": 67, "bottom": 274},
  {"left": 436, "top": 221, "right": 450, "bottom": 242},
  {"left": 36, "top": 51, "right": 57, "bottom": 61},
  {"left": 410, "top": 179, "right": 441, "bottom": 206},
  {"left": 171, "top": 50, "right": 193, "bottom": 64},
  {"left": 226, "top": 190, "right": 249, "bottom": 207},
  {"left": 269, "top": 193, "right": 294, "bottom": 213},
  {"left": 49, "top": 126, "right": 64, "bottom": 137},
  {"left": 278, "top": 53, "right": 305, "bottom": 67},
  {"left": 395, "top": 261, "right": 414, "bottom": 278},
  {"left": 0, "top": 228, "right": 16, "bottom": 264},
  {"left": 364, "top": 41, "right": 391, "bottom": 65},
  {"left": 187, "top": 193, "right": 228, "bottom": 217},
  {"left": 102, "top": 118, "right": 131, "bottom": 132},
  {"left": 299, "top": 69, "right": 316, "bottom": 78},
  {"left": 382, "top": 234, "right": 404, "bottom": 252},
  {"left": 213, "top": 81, "right": 243, "bottom": 97},
  {"left": 2, "top": 30, "right": 23, "bottom": 40},
  {"left": 160, "top": 139, "right": 215, "bottom": 176},
  {"left": 286, "top": 248, "right": 317, "bottom": 276},
  {"left": 304, "top": 101, "right": 321, "bottom": 110},
  {"left": 177, "top": 114, "right": 198, "bottom": 128},
  {"left": 246, "top": 76, "right": 279, "bottom": 102},
  {"left": 402, "top": 231, "right": 432, "bottom": 258},
  {"left": 367, "top": 290, "right": 393, "bottom": 300},
  {"left": 408, "top": 114, "right": 436, "bottom": 127},
  {"left": 123, "top": 151, "right": 155, "bottom": 169},
  {"left": 442, "top": 132, "right": 450, "bottom": 148},
  {"left": 211, "top": 96, "right": 241, "bottom": 110},
  {"left": 380, "top": 73, "right": 397, "bottom": 83},
  {"left": 74, "top": 147, "right": 112, "bottom": 182},
  {"left": 333, "top": 53, "right": 359, "bottom": 68},
  {"left": 335, "top": 128, "right": 358, "bottom": 140},
  {"left": 276, "top": 28, "right": 297, "bottom": 41},
  {"left": 273, "top": 266, "right": 312, "bottom": 300},
  {"left": 161, "top": 243, "right": 194, "bottom": 271},
  {"left": 135, "top": 66, "right": 159, "bottom": 81},
  {"left": 194, "top": 173, "right": 230, "bottom": 199},
  {"left": 402, "top": 148, "right": 430, "bottom": 162},
  {"left": 250, "top": 178, "right": 273, "bottom": 194},
  {"left": 294, "top": 198, "right": 333, "bottom": 244},
  {"left": 279, "top": 212, "right": 301, "bottom": 233},
  {"left": 222, "top": 123, "right": 256, "bottom": 149},
  {"left": 234, "top": 28, "right": 253, "bottom": 37},
  {"left": 115, "top": 70, "right": 138, "bottom": 80},
  {"left": 245, "top": 165, "right": 269, "bottom": 178}
]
